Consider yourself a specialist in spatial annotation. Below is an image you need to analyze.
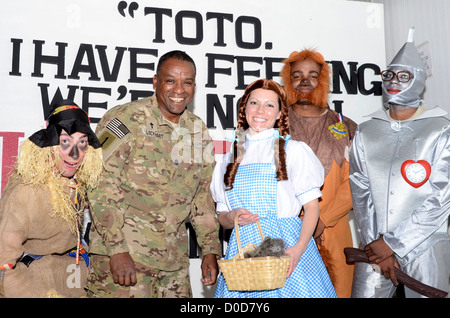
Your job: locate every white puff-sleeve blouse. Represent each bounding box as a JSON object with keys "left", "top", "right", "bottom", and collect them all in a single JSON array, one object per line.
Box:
[{"left": 210, "top": 128, "right": 324, "bottom": 218}]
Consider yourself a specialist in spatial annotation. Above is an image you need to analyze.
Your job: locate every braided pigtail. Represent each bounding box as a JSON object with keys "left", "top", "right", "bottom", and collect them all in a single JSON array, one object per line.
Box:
[
  {"left": 224, "top": 127, "right": 246, "bottom": 190},
  {"left": 274, "top": 92, "right": 290, "bottom": 181}
]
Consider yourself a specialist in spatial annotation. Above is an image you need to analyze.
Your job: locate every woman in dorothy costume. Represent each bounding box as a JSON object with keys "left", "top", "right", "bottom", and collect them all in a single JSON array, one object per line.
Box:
[{"left": 211, "top": 79, "right": 336, "bottom": 298}]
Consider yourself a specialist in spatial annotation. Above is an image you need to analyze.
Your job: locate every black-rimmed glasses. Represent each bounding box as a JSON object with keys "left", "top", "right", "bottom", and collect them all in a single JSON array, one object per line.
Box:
[{"left": 381, "top": 70, "right": 414, "bottom": 83}]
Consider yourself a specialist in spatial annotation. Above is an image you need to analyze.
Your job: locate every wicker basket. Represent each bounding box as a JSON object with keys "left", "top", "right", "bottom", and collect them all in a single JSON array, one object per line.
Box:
[{"left": 218, "top": 216, "right": 291, "bottom": 291}]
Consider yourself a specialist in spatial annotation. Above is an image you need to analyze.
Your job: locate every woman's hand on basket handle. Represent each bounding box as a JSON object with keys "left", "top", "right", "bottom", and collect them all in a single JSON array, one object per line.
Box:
[{"left": 218, "top": 208, "right": 259, "bottom": 229}]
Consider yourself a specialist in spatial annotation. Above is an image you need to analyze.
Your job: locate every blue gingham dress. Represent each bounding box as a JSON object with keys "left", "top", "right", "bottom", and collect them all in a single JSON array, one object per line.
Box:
[{"left": 213, "top": 130, "right": 336, "bottom": 298}]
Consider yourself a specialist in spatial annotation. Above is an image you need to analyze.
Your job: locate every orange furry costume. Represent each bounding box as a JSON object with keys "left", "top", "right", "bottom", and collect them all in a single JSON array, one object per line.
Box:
[
  {"left": 280, "top": 49, "right": 330, "bottom": 108},
  {"left": 281, "top": 49, "right": 356, "bottom": 298}
]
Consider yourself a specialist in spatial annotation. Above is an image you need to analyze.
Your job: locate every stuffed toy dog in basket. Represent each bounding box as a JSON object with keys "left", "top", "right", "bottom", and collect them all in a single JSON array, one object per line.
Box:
[{"left": 218, "top": 216, "right": 291, "bottom": 291}]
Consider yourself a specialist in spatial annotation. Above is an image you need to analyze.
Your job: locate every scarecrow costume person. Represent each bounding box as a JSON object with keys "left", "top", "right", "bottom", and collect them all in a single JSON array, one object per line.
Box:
[
  {"left": 280, "top": 49, "right": 357, "bottom": 297},
  {"left": 0, "top": 100, "right": 102, "bottom": 298}
]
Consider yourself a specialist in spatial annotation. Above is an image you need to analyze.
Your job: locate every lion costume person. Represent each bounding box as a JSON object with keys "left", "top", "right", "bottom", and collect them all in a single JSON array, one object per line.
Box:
[
  {"left": 281, "top": 49, "right": 357, "bottom": 297},
  {"left": 0, "top": 100, "right": 102, "bottom": 297}
]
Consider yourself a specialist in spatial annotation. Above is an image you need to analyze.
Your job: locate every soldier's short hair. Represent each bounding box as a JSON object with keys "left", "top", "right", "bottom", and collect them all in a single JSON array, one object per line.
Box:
[{"left": 157, "top": 50, "right": 196, "bottom": 75}]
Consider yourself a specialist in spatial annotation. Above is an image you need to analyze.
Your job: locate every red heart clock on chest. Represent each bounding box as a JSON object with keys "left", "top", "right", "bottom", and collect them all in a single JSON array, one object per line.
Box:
[{"left": 400, "top": 160, "right": 431, "bottom": 188}]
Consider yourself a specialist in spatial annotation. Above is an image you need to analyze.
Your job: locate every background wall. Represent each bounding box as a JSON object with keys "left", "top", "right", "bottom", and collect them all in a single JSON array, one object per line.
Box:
[{"left": 354, "top": 0, "right": 450, "bottom": 117}]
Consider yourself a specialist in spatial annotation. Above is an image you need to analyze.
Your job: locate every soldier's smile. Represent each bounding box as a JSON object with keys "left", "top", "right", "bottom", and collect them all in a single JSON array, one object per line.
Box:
[{"left": 169, "top": 97, "right": 185, "bottom": 103}]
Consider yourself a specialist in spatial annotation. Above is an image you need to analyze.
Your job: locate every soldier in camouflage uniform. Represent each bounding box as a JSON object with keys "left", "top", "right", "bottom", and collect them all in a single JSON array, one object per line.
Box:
[{"left": 86, "top": 50, "right": 222, "bottom": 298}]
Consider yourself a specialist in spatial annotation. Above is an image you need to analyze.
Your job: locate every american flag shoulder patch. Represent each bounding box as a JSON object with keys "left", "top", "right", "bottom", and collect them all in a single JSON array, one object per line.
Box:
[
  {"left": 106, "top": 118, "right": 130, "bottom": 139},
  {"left": 97, "top": 117, "right": 131, "bottom": 161}
]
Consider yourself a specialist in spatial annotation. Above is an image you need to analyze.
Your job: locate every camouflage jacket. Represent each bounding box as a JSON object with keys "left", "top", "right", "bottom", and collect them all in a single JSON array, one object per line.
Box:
[{"left": 88, "top": 96, "right": 221, "bottom": 271}]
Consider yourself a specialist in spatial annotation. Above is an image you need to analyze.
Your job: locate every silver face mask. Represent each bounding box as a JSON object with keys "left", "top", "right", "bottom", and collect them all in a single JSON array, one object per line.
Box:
[{"left": 382, "top": 27, "right": 427, "bottom": 108}]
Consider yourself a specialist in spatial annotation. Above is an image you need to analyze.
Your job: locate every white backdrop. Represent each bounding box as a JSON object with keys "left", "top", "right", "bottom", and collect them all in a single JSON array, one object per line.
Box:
[{"left": 0, "top": 0, "right": 385, "bottom": 297}]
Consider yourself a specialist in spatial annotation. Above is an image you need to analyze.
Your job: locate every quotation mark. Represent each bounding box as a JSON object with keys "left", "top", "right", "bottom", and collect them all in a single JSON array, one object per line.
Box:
[
  {"left": 117, "top": 85, "right": 127, "bottom": 100},
  {"left": 118, "top": 1, "right": 139, "bottom": 18}
]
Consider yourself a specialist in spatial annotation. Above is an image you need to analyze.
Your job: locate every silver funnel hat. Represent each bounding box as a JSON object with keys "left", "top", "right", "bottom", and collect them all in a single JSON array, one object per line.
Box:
[{"left": 382, "top": 27, "right": 427, "bottom": 108}]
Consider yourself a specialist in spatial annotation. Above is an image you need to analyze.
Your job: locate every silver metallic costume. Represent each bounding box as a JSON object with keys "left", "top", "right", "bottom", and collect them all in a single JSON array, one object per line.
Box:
[{"left": 349, "top": 27, "right": 450, "bottom": 298}]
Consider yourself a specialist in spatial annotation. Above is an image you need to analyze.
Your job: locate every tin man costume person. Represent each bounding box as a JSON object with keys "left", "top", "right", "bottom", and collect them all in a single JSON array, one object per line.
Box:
[
  {"left": 0, "top": 100, "right": 102, "bottom": 297},
  {"left": 349, "top": 27, "right": 450, "bottom": 298}
]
